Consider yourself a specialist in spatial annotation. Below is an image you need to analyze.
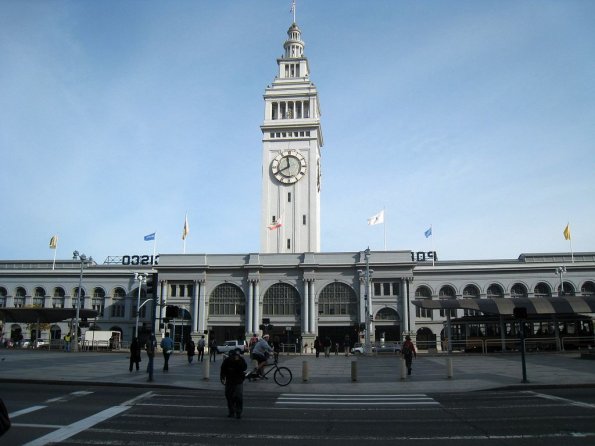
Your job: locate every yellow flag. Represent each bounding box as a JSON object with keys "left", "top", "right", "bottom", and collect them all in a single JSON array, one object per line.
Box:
[
  {"left": 49, "top": 235, "right": 58, "bottom": 249},
  {"left": 563, "top": 224, "right": 571, "bottom": 241},
  {"left": 182, "top": 215, "right": 189, "bottom": 240}
]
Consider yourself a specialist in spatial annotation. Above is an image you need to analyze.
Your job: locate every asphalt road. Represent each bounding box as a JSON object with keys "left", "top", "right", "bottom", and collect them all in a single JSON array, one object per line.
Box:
[{"left": 1, "top": 383, "right": 595, "bottom": 445}]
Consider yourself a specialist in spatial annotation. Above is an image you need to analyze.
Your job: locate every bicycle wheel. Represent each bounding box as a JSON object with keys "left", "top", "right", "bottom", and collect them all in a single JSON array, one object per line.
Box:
[{"left": 273, "top": 366, "right": 292, "bottom": 386}]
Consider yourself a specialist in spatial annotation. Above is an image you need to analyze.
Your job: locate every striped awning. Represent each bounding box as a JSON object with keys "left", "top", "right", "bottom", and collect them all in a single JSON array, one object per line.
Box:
[{"left": 412, "top": 296, "right": 595, "bottom": 316}]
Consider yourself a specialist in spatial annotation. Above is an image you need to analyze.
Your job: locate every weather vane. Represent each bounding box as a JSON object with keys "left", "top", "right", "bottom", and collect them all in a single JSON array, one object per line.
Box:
[{"left": 291, "top": 0, "right": 296, "bottom": 23}]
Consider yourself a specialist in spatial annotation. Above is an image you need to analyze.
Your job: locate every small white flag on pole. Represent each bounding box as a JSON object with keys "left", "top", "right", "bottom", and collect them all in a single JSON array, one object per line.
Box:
[{"left": 367, "top": 210, "right": 384, "bottom": 226}]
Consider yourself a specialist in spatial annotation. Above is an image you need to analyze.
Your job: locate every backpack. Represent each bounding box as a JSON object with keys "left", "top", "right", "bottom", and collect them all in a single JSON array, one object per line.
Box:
[
  {"left": 402, "top": 344, "right": 412, "bottom": 358},
  {"left": 198, "top": 339, "right": 205, "bottom": 348}
]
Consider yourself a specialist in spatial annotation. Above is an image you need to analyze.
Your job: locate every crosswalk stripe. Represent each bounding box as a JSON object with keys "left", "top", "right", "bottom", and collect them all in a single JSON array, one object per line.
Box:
[{"left": 276, "top": 394, "right": 439, "bottom": 406}]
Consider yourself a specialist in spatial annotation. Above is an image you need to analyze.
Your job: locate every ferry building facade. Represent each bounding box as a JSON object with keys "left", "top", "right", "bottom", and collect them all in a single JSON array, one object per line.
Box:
[{"left": 1, "top": 20, "right": 594, "bottom": 350}]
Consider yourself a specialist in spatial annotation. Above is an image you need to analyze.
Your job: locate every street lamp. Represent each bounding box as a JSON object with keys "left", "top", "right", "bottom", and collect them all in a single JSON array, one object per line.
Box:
[
  {"left": 72, "top": 251, "right": 91, "bottom": 352},
  {"left": 134, "top": 273, "right": 147, "bottom": 339},
  {"left": 556, "top": 266, "right": 567, "bottom": 296}
]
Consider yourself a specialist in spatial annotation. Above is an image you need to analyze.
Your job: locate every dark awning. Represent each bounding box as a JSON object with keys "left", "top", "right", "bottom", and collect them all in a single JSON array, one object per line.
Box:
[
  {"left": 412, "top": 296, "right": 595, "bottom": 316},
  {"left": 0, "top": 308, "right": 99, "bottom": 324}
]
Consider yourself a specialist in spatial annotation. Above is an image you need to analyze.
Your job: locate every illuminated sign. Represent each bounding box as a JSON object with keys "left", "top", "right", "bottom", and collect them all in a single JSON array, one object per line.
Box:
[{"left": 121, "top": 255, "right": 159, "bottom": 266}]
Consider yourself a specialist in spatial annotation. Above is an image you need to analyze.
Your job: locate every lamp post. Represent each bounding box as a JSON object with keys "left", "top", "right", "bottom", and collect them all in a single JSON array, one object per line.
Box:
[
  {"left": 134, "top": 273, "right": 147, "bottom": 339},
  {"left": 556, "top": 266, "right": 567, "bottom": 296},
  {"left": 72, "top": 251, "right": 91, "bottom": 352},
  {"left": 363, "top": 248, "right": 373, "bottom": 355}
]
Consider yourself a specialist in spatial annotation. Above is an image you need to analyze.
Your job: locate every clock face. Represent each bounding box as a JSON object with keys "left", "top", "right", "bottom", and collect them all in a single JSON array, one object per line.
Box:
[{"left": 271, "top": 150, "right": 307, "bottom": 184}]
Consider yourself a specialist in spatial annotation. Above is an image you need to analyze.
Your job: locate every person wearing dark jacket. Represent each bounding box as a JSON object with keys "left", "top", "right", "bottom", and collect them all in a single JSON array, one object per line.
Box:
[
  {"left": 220, "top": 349, "right": 247, "bottom": 419},
  {"left": 129, "top": 337, "right": 142, "bottom": 372}
]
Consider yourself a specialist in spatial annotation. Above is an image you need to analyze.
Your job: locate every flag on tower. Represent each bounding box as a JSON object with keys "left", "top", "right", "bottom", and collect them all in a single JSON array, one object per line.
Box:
[
  {"left": 563, "top": 223, "right": 571, "bottom": 241},
  {"left": 268, "top": 216, "right": 282, "bottom": 230},
  {"left": 49, "top": 235, "right": 58, "bottom": 249},
  {"left": 367, "top": 210, "right": 384, "bottom": 226},
  {"left": 144, "top": 232, "right": 156, "bottom": 241},
  {"left": 182, "top": 215, "right": 189, "bottom": 240}
]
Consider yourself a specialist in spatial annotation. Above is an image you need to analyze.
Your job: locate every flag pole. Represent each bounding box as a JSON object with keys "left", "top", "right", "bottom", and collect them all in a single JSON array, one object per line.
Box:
[
  {"left": 153, "top": 235, "right": 157, "bottom": 265},
  {"left": 431, "top": 225, "right": 435, "bottom": 267},
  {"left": 383, "top": 207, "right": 387, "bottom": 251},
  {"left": 52, "top": 247, "right": 57, "bottom": 271}
]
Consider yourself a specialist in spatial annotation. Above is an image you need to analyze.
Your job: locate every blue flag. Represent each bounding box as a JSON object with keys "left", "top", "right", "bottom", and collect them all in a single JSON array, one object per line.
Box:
[
  {"left": 424, "top": 227, "right": 432, "bottom": 238},
  {"left": 144, "top": 232, "right": 156, "bottom": 241}
]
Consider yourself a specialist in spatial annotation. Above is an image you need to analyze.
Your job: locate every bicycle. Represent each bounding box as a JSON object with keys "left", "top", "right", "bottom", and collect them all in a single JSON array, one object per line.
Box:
[{"left": 246, "top": 356, "right": 292, "bottom": 386}]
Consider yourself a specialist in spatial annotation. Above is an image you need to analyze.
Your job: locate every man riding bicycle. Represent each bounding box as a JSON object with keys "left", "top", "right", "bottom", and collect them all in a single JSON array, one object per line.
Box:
[{"left": 251, "top": 334, "right": 274, "bottom": 377}]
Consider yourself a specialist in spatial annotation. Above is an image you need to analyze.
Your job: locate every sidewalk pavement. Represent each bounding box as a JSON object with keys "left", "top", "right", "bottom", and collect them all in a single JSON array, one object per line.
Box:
[{"left": 0, "top": 349, "right": 594, "bottom": 394}]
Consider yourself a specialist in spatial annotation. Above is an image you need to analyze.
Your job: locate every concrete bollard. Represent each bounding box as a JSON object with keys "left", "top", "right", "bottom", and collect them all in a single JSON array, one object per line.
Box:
[
  {"left": 446, "top": 357, "right": 453, "bottom": 379},
  {"left": 400, "top": 357, "right": 407, "bottom": 380},
  {"left": 351, "top": 360, "right": 357, "bottom": 382},
  {"left": 203, "top": 357, "right": 210, "bottom": 381},
  {"left": 302, "top": 361, "right": 309, "bottom": 382}
]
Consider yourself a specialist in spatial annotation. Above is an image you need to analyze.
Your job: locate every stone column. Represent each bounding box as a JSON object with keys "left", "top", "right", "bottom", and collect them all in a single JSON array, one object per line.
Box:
[
  {"left": 247, "top": 280, "right": 254, "bottom": 335},
  {"left": 309, "top": 280, "right": 316, "bottom": 335},
  {"left": 254, "top": 280, "right": 260, "bottom": 334},
  {"left": 303, "top": 279, "right": 310, "bottom": 334},
  {"left": 198, "top": 279, "right": 206, "bottom": 333},
  {"left": 192, "top": 281, "right": 199, "bottom": 333}
]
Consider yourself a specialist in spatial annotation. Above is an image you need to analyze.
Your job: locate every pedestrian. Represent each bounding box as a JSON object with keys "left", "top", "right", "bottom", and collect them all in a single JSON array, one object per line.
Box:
[
  {"left": 209, "top": 337, "right": 218, "bottom": 362},
  {"left": 314, "top": 337, "right": 321, "bottom": 358},
  {"left": 272, "top": 335, "right": 281, "bottom": 362},
  {"left": 64, "top": 333, "right": 71, "bottom": 352},
  {"left": 344, "top": 333, "right": 350, "bottom": 356},
  {"left": 324, "top": 336, "right": 332, "bottom": 358},
  {"left": 248, "top": 333, "right": 258, "bottom": 353},
  {"left": 129, "top": 337, "right": 141, "bottom": 372},
  {"left": 402, "top": 335, "right": 417, "bottom": 375},
  {"left": 197, "top": 335, "right": 206, "bottom": 362},
  {"left": 220, "top": 349, "right": 247, "bottom": 419},
  {"left": 186, "top": 337, "right": 195, "bottom": 365},
  {"left": 161, "top": 332, "right": 174, "bottom": 371},
  {"left": 145, "top": 333, "right": 157, "bottom": 382}
]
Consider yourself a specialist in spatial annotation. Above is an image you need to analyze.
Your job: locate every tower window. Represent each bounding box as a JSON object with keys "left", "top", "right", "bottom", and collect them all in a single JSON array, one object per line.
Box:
[
  {"left": 287, "top": 239, "right": 291, "bottom": 250},
  {"left": 303, "top": 215, "right": 306, "bottom": 225},
  {"left": 272, "top": 216, "right": 276, "bottom": 223},
  {"left": 288, "top": 193, "right": 291, "bottom": 202}
]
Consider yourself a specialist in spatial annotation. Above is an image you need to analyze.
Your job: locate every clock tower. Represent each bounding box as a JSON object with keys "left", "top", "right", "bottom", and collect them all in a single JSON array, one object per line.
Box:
[{"left": 260, "top": 21, "right": 323, "bottom": 253}]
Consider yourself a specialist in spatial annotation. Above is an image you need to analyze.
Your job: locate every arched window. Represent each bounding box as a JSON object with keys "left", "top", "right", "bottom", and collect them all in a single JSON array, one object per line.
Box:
[
  {"left": 581, "top": 281, "right": 595, "bottom": 296},
  {"left": 14, "top": 287, "right": 26, "bottom": 308},
  {"left": 209, "top": 284, "right": 245, "bottom": 316},
  {"left": 416, "top": 327, "right": 436, "bottom": 350},
  {"left": 33, "top": 287, "right": 45, "bottom": 307},
  {"left": 510, "top": 283, "right": 528, "bottom": 298},
  {"left": 376, "top": 307, "right": 399, "bottom": 321},
  {"left": 558, "top": 281, "right": 575, "bottom": 296},
  {"left": 111, "top": 287, "right": 126, "bottom": 318},
  {"left": 439, "top": 286, "right": 456, "bottom": 299},
  {"left": 0, "top": 287, "right": 7, "bottom": 308},
  {"left": 534, "top": 282, "right": 551, "bottom": 298},
  {"left": 318, "top": 282, "right": 357, "bottom": 316},
  {"left": 486, "top": 284, "right": 504, "bottom": 298},
  {"left": 263, "top": 283, "right": 300, "bottom": 316},
  {"left": 73, "top": 287, "right": 85, "bottom": 309},
  {"left": 415, "top": 286, "right": 433, "bottom": 319},
  {"left": 50, "top": 324, "right": 61, "bottom": 340},
  {"left": 53, "top": 287, "right": 65, "bottom": 308},
  {"left": 93, "top": 287, "right": 105, "bottom": 314},
  {"left": 463, "top": 285, "right": 480, "bottom": 298},
  {"left": 462, "top": 285, "right": 481, "bottom": 316}
]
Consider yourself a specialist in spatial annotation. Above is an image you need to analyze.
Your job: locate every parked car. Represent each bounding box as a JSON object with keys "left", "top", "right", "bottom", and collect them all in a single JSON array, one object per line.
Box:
[
  {"left": 350, "top": 342, "right": 401, "bottom": 355},
  {"left": 216, "top": 340, "right": 248, "bottom": 355}
]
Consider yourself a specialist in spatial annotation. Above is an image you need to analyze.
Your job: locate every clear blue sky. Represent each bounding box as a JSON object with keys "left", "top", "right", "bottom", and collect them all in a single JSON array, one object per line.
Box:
[{"left": 1, "top": 0, "right": 593, "bottom": 263}]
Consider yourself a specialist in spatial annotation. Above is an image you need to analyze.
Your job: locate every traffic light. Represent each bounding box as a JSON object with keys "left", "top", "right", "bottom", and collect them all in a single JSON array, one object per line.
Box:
[{"left": 146, "top": 274, "right": 156, "bottom": 297}]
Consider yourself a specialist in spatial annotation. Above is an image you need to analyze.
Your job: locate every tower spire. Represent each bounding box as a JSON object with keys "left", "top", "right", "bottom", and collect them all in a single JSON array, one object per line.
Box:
[{"left": 291, "top": 0, "right": 296, "bottom": 24}]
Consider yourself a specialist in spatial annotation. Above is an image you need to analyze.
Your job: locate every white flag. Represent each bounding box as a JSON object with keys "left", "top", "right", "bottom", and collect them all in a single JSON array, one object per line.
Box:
[{"left": 367, "top": 210, "right": 384, "bottom": 226}]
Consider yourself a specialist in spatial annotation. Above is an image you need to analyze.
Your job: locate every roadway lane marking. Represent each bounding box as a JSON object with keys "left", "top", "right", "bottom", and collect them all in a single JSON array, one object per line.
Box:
[
  {"left": 528, "top": 391, "right": 595, "bottom": 409},
  {"left": 12, "top": 423, "right": 65, "bottom": 429},
  {"left": 9, "top": 405, "right": 47, "bottom": 418},
  {"left": 46, "top": 390, "right": 94, "bottom": 403},
  {"left": 22, "top": 405, "right": 130, "bottom": 446}
]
